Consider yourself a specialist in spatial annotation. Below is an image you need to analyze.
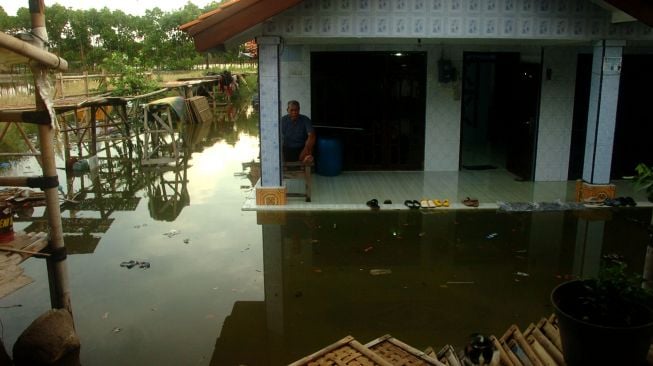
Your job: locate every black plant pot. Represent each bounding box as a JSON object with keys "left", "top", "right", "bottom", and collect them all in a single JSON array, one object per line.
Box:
[{"left": 551, "top": 280, "right": 653, "bottom": 366}]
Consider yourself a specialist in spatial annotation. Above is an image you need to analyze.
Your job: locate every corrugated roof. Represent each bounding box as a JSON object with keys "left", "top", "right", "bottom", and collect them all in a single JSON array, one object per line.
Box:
[{"left": 180, "top": 0, "right": 303, "bottom": 52}]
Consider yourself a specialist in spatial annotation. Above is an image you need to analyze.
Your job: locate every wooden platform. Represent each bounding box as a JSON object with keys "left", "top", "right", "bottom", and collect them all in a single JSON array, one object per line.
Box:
[
  {"left": 291, "top": 314, "right": 653, "bottom": 366},
  {"left": 0, "top": 231, "right": 48, "bottom": 299}
]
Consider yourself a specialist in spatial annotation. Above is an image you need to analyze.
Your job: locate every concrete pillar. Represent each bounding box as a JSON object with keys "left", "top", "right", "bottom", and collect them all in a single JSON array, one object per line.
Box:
[
  {"left": 262, "top": 223, "right": 285, "bottom": 364},
  {"left": 573, "top": 220, "right": 604, "bottom": 279},
  {"left": 582, "top": 40, "right": 624, "bottom": 184},
  {"left": 257, "top": 36, "right": 282, "bottom": 187}
]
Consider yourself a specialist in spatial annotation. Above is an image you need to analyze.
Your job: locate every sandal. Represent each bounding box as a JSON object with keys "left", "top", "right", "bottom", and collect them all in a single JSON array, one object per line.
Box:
[
  {"left": 442, "top": 199, "right": 450, "bottom": 207},
  {"left": 366, "top": 198, "right": 380, "bottom": 210},
  {"left": 462, "top": 197, "right": 479, "bottom": 207},
  {"left": 433, "top": 199, "right": 442, "bottom": 207},
  {"left": 404, "top": 200, "right": 418, "bottom": 209}
]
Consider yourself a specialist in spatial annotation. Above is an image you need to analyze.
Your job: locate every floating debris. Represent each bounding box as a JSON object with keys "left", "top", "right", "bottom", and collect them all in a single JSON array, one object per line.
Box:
[
  {"left": 112, "top": 327, "right": 121, "bottom": 333},
  {"left": 119, "top": 260, "right": 150, "bottom": 269},
  {"left": 102, "top": 312, "right": 109, "bottom": 319},
  {"left": 183, "top": 238, "right": 190, "bottom": 244},
  {"left": 514, "top": 272, "right": 529, "bottom": 277},
  {"left": 163, "top": 229, "right": 180, "bottom": 238},
  {"left": 485, "top": 232, "right": 499, "bottom": 239},
  {"left": 370, "top": 269, "right": 392, "bottom": 276}
]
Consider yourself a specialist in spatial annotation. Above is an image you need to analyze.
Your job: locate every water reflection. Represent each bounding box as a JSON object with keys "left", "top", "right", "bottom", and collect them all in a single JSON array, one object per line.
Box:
[
  {"left": 1, "top": 96, "right": 652, "bottom": 365},
  {"left": 211, "top": 208, "right": 652, "bottom": 365}
]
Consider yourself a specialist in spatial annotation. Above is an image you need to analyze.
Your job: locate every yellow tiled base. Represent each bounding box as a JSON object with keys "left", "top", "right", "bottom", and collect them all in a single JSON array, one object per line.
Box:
[
  {"left": 575, "top": 180, "right": 616, "bottom": 202},
  {"left": 255, "top": 184, "right": 287, "bottom": 205}
]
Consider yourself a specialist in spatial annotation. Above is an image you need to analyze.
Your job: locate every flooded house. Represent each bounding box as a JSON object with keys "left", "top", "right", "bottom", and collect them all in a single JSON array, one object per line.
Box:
[{"left": 181, "top": 0, "right": 653, "bottom": 207}]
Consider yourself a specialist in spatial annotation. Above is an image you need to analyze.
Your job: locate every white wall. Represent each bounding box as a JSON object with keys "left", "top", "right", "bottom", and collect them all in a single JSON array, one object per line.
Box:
[
  {"left": 279, "top": 43, "right": 579, "bottom": 177},
  {"left": 535, "top": 46, "right": 579, "bottom": 181}
]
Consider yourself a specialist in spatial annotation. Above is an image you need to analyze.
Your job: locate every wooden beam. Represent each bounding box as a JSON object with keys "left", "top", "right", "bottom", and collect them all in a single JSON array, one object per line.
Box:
[{"left": 0, "top": 110, "right": 51, "bottom": 124}]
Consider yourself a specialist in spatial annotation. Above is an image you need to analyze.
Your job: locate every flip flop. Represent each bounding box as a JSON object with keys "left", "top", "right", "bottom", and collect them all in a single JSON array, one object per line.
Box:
[
  {"left": 433, "top": 199, "right": 442, "bottom": 207},
  {"left": 462, "top": 197, "right": 479, "bottom": 207},
  {"left": 420, "top": 199, "right": 429, "bottom": 208},
  {"left": 442, "top": 199, "right": 450, "bottom": 207},
  {"left": 404, "top": 200, "right": 415, "bottom": 209},
  {"left": 623, "top": 196, "right": 637, "bottom": 206},
  {"left": 412, "top": 200, "right": 421, "bottom": 209},
  {"left": 366, "top": 198, "right": 380, "bottom": 210}
]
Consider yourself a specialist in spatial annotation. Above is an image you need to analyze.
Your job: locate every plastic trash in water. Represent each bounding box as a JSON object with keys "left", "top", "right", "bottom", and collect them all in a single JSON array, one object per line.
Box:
[
  {"left": 370, "top": 269, "right": 392, "bottom": 275},
  {"left": 486, "top": 232, "right": 498, "bottom": 239},
  {"left": 163, "top": 229, "right": 180, "bottom": 238}
]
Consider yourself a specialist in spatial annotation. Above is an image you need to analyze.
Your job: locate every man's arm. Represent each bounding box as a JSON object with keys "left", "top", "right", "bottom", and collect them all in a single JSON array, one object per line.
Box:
[{"left": 299, "top": 132, "right": 316, "bottom": 162}]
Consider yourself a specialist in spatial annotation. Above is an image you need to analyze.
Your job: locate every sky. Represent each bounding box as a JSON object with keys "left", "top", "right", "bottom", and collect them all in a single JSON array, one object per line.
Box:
[{"left": 2, "top": 0, "right": 215, "bottom": 16}]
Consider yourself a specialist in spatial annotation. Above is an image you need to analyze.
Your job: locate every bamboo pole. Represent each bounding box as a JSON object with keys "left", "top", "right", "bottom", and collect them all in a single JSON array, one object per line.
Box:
[
  {"left": 30, "top": 0, "right": 73, "bottom": 313},
  {"left": 0, "top": 246, "right": 50, "bottom": 257},
  {"left": 0, "top": 31, "right": 68, "bottom": 71}
]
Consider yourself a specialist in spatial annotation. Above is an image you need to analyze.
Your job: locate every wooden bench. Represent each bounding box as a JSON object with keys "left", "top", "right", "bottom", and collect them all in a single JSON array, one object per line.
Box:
[{"left": 283, "top": 161, "right": 313, "bottom": 202}]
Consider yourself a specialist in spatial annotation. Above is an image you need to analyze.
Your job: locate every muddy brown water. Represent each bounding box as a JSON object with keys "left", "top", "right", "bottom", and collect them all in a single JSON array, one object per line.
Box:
[{"left": 0, "top": 120, "right": 651, "bottom": 365}]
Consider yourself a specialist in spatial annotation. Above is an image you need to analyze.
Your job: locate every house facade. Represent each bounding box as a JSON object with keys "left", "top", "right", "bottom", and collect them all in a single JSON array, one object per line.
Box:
[{"left": 182, "top": 0, "right": 653, "bottom": 201}]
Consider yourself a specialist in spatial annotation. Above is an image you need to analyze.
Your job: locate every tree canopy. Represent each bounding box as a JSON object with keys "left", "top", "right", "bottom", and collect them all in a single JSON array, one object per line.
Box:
[{"left": 0, "top": 1, "right": 247, "bottom": 72}]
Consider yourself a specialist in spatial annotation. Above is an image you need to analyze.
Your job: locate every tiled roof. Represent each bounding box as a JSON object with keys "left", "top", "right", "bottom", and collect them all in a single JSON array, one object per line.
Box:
[{"left": 180, "top": 0, "right": 303, "bottom": 52}]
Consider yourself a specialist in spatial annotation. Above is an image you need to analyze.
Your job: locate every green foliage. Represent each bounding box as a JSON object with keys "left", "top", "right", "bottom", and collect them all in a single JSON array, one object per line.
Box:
[
  {"left": 577, "top": 259, "right": 653, "bottom": 326},
  {"left": 100, "top": 52, "right": 160, "bottom": 96},
  {"left": 1, "top": 1, "right": 235, "bottom": 72},
  {"left": 0, "top": 124, "right": 38, "bottom": 159},
  {"left": 634, "top": 163, "right": 653, "bottom": 198}
]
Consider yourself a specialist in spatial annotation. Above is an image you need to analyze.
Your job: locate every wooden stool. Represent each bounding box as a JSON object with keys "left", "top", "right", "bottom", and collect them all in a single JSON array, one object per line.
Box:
[{"left": 283, "top": 161, "right": 313, "bottom": 202}]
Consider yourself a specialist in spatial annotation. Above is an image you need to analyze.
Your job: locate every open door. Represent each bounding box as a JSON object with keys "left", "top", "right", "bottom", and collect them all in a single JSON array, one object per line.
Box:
[
  {"left": 505, "top": 62, "right": 541, "bottom": 181},
  {"left": 460, "top": 53, "right": 540, "bottom": 180},
  {"left": 311, "top": 52, "right": 426, "bottom": 170}
]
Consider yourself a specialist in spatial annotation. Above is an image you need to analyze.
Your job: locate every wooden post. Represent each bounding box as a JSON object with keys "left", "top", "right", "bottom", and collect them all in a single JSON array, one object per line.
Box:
[
  {"left": 57, "top": 72, "right": 64, "bottom": 98},
  {"left": 30, "top": 0, "right": 73, "bottom": 313},
  {"left": 83, "top": 70, "right": 89, "bottom": 96}
]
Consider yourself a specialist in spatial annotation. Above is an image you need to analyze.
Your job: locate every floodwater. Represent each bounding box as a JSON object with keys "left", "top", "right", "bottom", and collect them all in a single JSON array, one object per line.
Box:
[{"left": 0, "top": 104, "right": 652, "bottom": 365}]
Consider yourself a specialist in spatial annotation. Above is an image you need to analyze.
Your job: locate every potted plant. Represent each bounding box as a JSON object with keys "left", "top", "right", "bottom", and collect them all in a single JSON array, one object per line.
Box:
[
  {"left": 551, "top": 259, "right": 653, "bottom": 366},
  {"left": 633, "top": 163, "right": 653, "bottom": 202}
]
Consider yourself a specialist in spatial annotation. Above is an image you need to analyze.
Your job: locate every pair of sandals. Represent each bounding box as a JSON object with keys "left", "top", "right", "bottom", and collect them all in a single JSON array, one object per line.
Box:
[
  {"left": 420, "top": 199, "right": 449, "bottom": 208},
  {"left": 462, "top": 197, "right": 480, "bottom": 207},
  {"left": 366, "top": 199, "right": 392, "bottom": 209},
  {"left": 604, "top": 196, "right": 637, "bottom": 207}
]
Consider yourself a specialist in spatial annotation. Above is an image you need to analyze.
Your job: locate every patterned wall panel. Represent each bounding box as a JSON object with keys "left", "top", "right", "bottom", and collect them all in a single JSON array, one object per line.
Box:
[{"left": 264, "top": 0, "right": 653, "bottom": 41}]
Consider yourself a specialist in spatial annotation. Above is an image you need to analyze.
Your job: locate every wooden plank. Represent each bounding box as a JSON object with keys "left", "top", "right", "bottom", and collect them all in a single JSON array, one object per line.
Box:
[{"left": 188, "top": 96, "right": 212, "bottom": 123}]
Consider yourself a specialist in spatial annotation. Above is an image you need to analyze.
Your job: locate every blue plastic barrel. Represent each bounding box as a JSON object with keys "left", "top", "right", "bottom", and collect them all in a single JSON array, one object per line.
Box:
[{"left": 316, "top": 137, "right": 343, "bottom": 176}]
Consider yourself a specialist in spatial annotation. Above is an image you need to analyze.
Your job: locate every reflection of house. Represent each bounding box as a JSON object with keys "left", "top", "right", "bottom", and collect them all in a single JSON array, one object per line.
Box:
[
  {"left": 182, "top": 1, "right": 653, "bottom": 203},
  {"left": 209, "top": 208, "right": 651, "bottom": 364}
]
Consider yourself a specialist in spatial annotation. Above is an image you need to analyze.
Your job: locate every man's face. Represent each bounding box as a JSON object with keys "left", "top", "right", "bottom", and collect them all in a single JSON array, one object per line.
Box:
[{"left": 288, "top": 105, "right": 300, "bottom": 121}]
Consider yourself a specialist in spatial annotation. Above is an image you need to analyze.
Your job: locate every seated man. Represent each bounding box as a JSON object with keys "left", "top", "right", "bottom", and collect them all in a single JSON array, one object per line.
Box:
[{"left": 281, "top": 100, "right": 315, "bottom": 163}]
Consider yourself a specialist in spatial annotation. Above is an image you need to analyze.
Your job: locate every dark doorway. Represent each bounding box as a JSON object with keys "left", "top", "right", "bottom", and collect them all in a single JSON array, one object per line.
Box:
[
  {"left": 567, "top": 54, "right": 592, "bottom": 180},
  {"left": 611, "top": 55, "right": 653, "bottom": 179},
  {"left": 311, "top": 52, "right": 426, "bottom": 170},
  {"left": 460, "top": 52, "right": 541, "bottom": 180},
  {"left": 569, "top": 54, "right": 653, "bottom": 180}
]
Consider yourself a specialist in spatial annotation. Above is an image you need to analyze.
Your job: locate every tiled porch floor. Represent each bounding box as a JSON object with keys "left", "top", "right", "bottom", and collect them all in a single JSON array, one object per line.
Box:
[{"left": 242, "top": 169, "right": 652, "bottom": 211}]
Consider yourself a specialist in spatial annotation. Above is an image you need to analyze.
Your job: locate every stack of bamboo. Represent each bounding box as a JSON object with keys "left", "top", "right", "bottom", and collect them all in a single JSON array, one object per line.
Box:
[{"left": 427, "top": 315, "right": 563, "bottom": 366}]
